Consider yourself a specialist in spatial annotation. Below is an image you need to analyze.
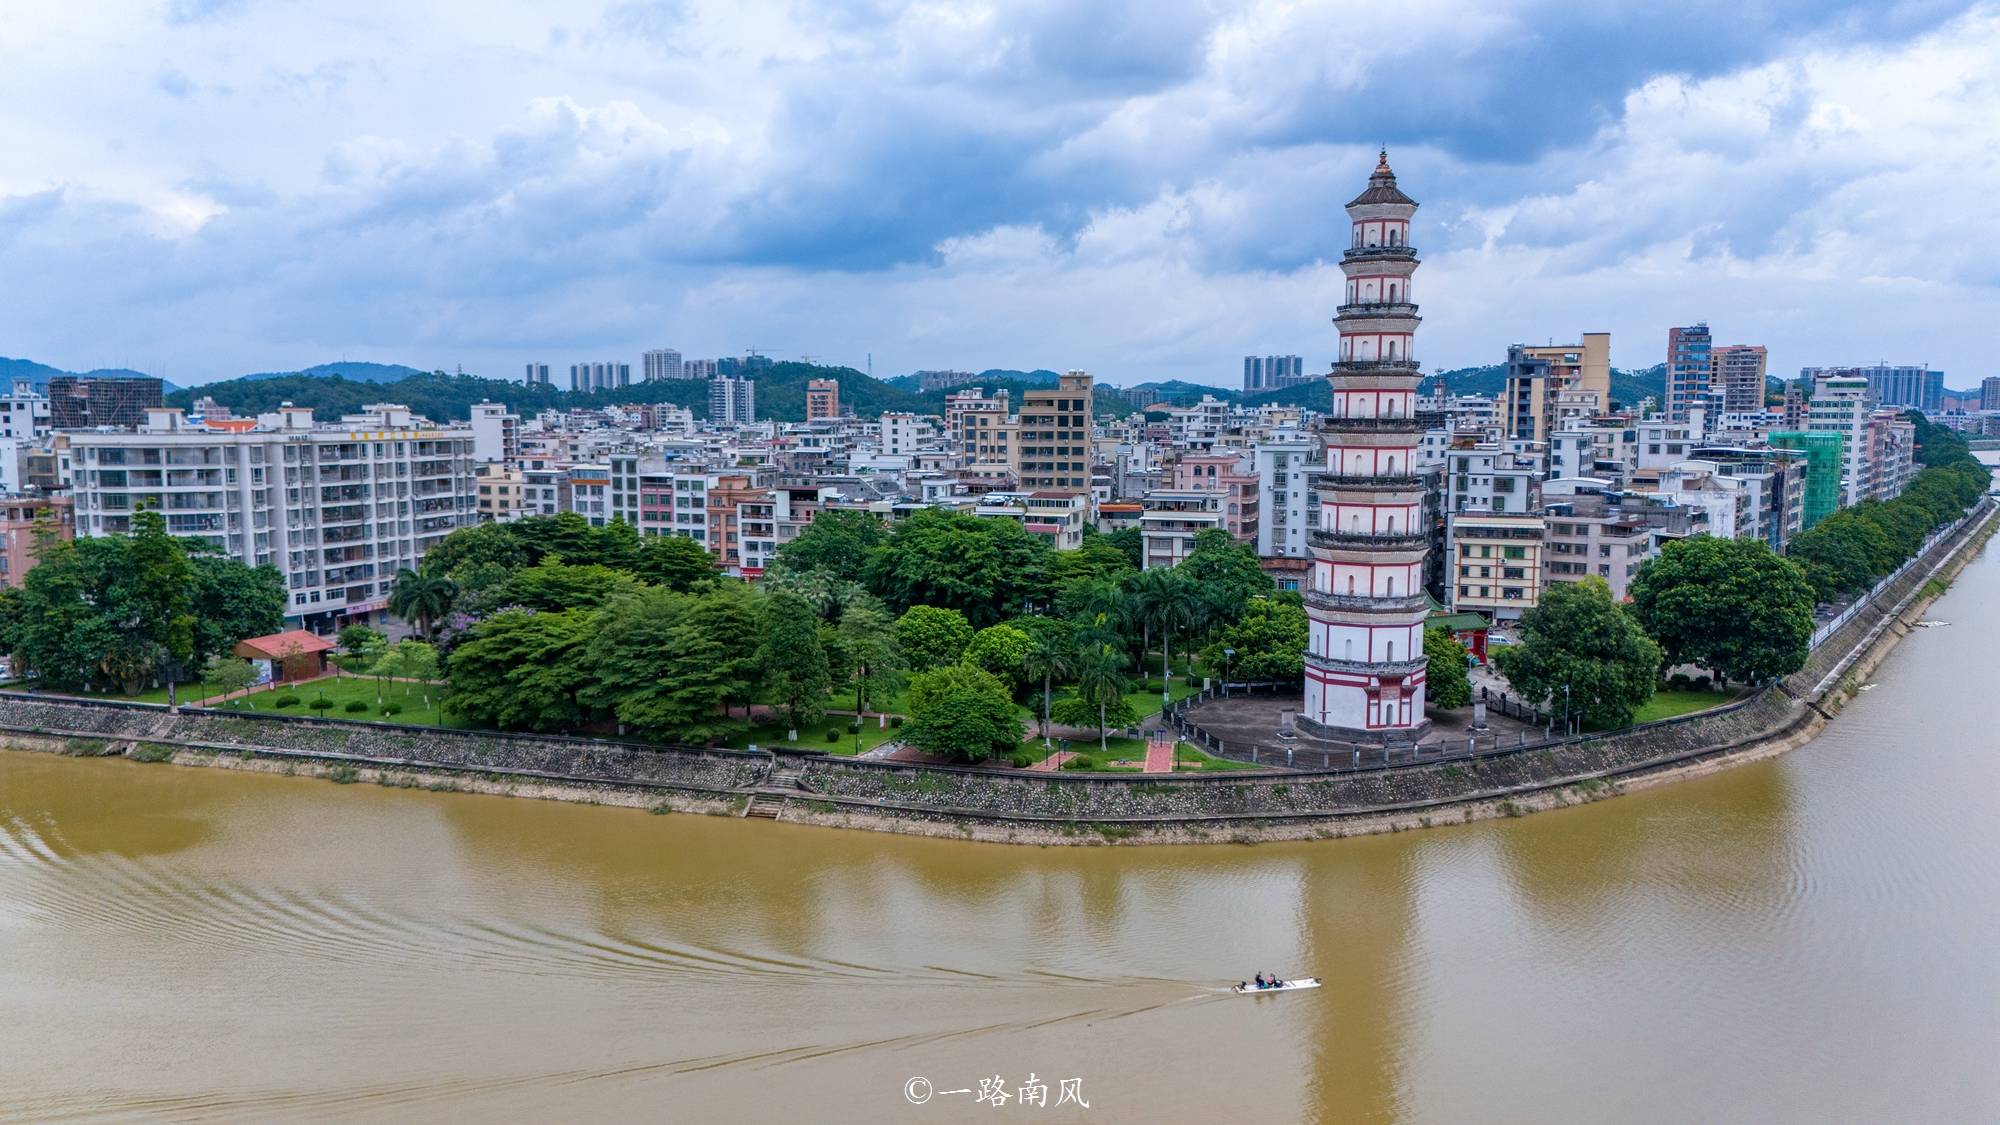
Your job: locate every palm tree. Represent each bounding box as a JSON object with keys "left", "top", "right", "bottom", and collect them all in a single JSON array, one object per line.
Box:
[
  {"left": 1071, "top": 641, "right": 1130, "bottom": 755},
  {"left": 1145, "top": 570, "right": 1203, "bottom": 709},
  {"left": 388, "top": 567, "right": 457, "bottom": 640},
  {"left": 1020, "top": 629, "right": 1075, "bottom": 749}
]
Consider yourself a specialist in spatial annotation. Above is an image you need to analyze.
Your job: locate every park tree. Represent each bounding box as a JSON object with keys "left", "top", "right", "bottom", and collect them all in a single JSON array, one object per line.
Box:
[
  {"left": 837, "top": 600, "right": 902, "bottom": 724},
  {"left": 1494, "top": 578, "right": 1661, "bottom": 731},
  {"left": 202, "top": 654, "right": 259, "bottom": 707},
  {"left": 1197, "top": 593, "right": 1307, "bottom": 683},
  {"left": 902, "top": 664, "right": 1023, "bottom": 764},
  {"left": 1051, "top": 536, "right": 1136, "bottom": 586},
  {"left": 961, "top": 623, "right": 1034, "bottom": 690},
  {"left": 1127, "top": 566, "right": 1205, "bottom": 695},
  {"left": 862, "top": 508, "right": 1052, "bottom": 625},
  {"left": 757, "top": 592, "right": 830, "bottom": 738},
  {"left": 1628, "top": 536, "right": 1816, "bottom": 685},
  {"left": 773, "top": 508, "right": 885, "bottom": 577},
  {"left": 1175, "top": 528, "right": 1274, "bottom": 622},
  {"left": 1064, "top": 639, "right": 1134, "bottom": 753},
  {"left": 636, "top": 534, "right": 720, "bottom": 592},
  {"left": 1786, "top": 512, "right": 1895, "bottom": 602},
  {"left": 499, "top": 559, "right": 640, "bottom": 612},
  {"left": 893, "top": 605, "right": 974, "bottom": 670},
  {"left": 506, "top": 512, "right": 600, "bottom": 567},
  {"left": 1423, "top": 628, "right": 1473, "bottom": 710},
  {"left": 685, "top": 580, "right": 763, "bottom": 718},
  {"left": 126, "top": 509, "right": 197, "bottom": 699},
  {"left": 1098, "top": 526, "right": 1143, "bottom": 570},
  {"left": 420, "top": 520, "right": 530, "bottom": 578},
  {"left": 388, "top": 566, "right": 458, "bottom": 638},
  {"left": 189, "top": 554, "right": 286, "bottom": 669},
  {"left": 583, "top": 589, "right": 731, "bottom": 742},
  {"left": 444, "top": 609, "right": 596, "bottom": 731},
  {"left": 1018, "top": 619, "right": 1076, "bottom": 747}
]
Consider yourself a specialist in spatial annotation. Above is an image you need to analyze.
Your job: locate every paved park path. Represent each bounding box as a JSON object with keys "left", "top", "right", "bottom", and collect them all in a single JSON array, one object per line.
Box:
[{"left": 1143, "top": 734, "right": 1176, "bottom": 774}]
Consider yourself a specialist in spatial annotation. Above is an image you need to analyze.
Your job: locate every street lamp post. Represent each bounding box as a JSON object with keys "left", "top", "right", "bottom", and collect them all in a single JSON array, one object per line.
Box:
[
  {"left": 1222, "top": 648, "right": 1235, "bottom": 698},
  {"left": 1562, "top": 683, "right": 1571, "bottom": 737}
]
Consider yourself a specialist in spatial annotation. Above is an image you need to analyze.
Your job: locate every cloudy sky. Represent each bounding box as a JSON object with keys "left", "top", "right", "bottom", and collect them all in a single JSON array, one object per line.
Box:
[{"left": 2, "top": 0, "right": 1996, "bottom": 388}]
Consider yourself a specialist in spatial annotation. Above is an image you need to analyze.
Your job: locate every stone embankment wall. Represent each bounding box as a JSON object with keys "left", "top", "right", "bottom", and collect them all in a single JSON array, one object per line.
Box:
[
  {"left": 2, "top": 497, "right": 1991, "bottom": 845},
  {"left": 0, "top": 698, "right": 764, "bottom": 796}
]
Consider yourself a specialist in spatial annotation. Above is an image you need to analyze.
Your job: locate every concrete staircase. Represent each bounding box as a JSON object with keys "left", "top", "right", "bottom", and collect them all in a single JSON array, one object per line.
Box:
[{"left": 741, "top": 761, "right": 807, "bottom": 820}]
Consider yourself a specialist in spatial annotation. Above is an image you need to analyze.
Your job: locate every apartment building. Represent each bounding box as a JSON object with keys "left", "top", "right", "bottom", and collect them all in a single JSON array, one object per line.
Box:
[
  {"left": 1806, "top": 375, "right": 1872, "bottom": 507},
  {"left": 474, "top": 463, "right": 527, "bottom": 522},
  {"left": 1016, "top": 370, "right": 1093, "bottom": 492},
  {"left": 1665, "top": 324, "right": 1713, "bottom": 424},
  {"left": 1140, "top": 489, "right": 1224, "bottom": 569},
  {"left": 1500, "top": 333, "right": 1610, "bottom": 442},
  {"left": 1448, "top": 511, "right": 1546, "bottom": 621},
  {"left": 0, "top": 495, "right": 72, "bottom": 589},
  {"left": 1713, "top": 344, "right": 1768, "bottom": 413},
  {"left": 1541, "top": 494, "right": 1650, "bottom": 601},
  {"left": 1444, "top": 445, "right": 1542, "bottom": 515},
  {"left": 1170, "top": 452, "right": 1259, "bottom": 544},
  {"left": 1252, "top": 437, "right": 1322, "bottom": 558},
  {"left": 469, "top": 401, "right": 520, "bottom": 463},
  {"left": 805, "top": 378, "right": 840, "bottom": 421},
  {"left": 64, "top": 404, "right": 477, "bottom": 629},
  {"left": 709, "top": 376, "right": 757, "bottom": 426},
  {"left": 0, "top": 382, "right": 50, "bottom": 439},
  {"left": 642, "top": 349, "right": 685, "bottom": 381}
]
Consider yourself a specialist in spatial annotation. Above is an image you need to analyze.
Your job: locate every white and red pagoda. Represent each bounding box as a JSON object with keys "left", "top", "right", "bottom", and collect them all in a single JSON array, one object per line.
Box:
[{"left": 1299, "top": 152, "right": 1429, "bottom": 738}]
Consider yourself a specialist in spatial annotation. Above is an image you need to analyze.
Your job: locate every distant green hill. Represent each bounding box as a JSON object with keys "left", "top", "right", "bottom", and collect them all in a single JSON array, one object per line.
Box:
[
  {"left": 1239, "top": 362, "right": 1669, "bottom": 414},
  {"left": 241, "top": 361, "right": 429, "bottom": 384},
  {"left": 167, "top": 360, "right": 934, "bottom": 423},
  {"left": 886, "top": 368, "right": 1060, "bottom": 392}
]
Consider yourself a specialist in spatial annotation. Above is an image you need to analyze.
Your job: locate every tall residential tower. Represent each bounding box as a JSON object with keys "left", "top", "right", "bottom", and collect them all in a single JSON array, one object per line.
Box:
[{"left": 1301, "top": 153, "right": 1429, "bottom": 738}]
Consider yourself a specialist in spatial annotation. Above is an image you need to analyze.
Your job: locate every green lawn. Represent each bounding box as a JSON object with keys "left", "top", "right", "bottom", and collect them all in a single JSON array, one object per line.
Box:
[
  {"left": 206, "top": 676, "right": 457, "bottom": 727},
  {"left": 1173, "top": 744, "right": 1264, "bottom": 772},
  {"left": 715, "top": 714, "right": 904, "bottom": 756},
  {"left": 1629, "top": 688, "right": 1742, "bottom": 725}
]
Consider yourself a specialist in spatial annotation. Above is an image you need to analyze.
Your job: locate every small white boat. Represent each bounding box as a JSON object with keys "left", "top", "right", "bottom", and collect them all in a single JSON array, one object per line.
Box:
[{"left": 1233, "top": 977, "right": 1321, "bottom": 994}]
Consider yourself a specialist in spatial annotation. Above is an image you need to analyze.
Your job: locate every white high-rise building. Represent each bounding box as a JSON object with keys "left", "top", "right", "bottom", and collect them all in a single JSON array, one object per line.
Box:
[
  {"left": 709, "top": 376, "right": 756, "bottom": 425},
  {"left": 643, "top": 349, "right": 685, "bottom": 381},
  {"left": 0, "top": 381, "right": 51, "bottom": 440},
  {"left": 469, "top": 401, "right": 520, "bottom": 463},
  {"left": 1807, "top": 374, "right": 1873, "bottom": 507},
  {"left": 64, "top": 404, "right": 479, "bottom": 630},
  {"left": 524, "top": 363, "right": 551, "bottom": 385},
  {"left": 569, "top": 362, "right": 631, "bottom": 393}
]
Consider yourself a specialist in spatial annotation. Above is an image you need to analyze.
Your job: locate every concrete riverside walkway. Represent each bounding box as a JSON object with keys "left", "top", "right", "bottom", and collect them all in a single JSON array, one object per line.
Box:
[{"left": 1026, "top": 751, "right": 1077, "bottom": 772}]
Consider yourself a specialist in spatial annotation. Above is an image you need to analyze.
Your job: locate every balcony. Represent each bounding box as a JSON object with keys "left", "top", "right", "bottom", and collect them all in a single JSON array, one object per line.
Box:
[
  {"left": 1303, "top": 590, "right": 1431, "bottom": 614},
  {"left": 1331, "top": 358, "right": 1422, "bottom": 373},
  {"left": 1334, "top": 302, "right": 1420, "bottom": 318},
  {"left": 1303, "top": 650, "right": 1429, "bottom": 677},
  {"left": 1309, "top": 529, "right": 1430, "bottom": 551},
  {"left": 1341, "top": 243, "right": 1417, "bottom": 262},
  {"left": 1318, "top": 415, "right": 1425, "bottom": 433},
  {"left": 1316, "top": 472, "right": 1423, "bottom": 490}
]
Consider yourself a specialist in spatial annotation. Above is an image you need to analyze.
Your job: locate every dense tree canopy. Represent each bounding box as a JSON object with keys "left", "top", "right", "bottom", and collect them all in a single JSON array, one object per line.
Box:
[
  {"left": 1785, "top": 459, "right": 1989, "bottom": 602},
  {"left": 1629, "top": 536, "right": 1816, "bottom": 685},
  {"left": 1423, "top": 628, "right": 1473, "bottom": 710},
  {"left": 773, "top": 508, "right": 886, "bottom": 578},
  {"left": 444, "top": 609, "right": 596, "bottom": 732},
  {"left": 1197, "top": 593, "right": 1307, "bottom": 683},
  {"left": 903, "top": 664, "right": 1023, "bottom": 763},
  {"left": 863, "top": 509, "right": 1052, "bottom": 626},
  {"left": 894, "top": 605, "right": 974, "bottom": 670},
  {"left": 1494, "top": 578, "right": 1661, "bottom": 730},
  {"left": 2, "top": 512, "right": 282, "bottom": 692}
]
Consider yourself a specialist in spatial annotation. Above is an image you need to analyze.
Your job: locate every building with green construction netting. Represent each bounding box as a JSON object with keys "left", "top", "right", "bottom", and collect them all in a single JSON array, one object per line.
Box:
[{"left": 1770, "top": 431, "right": 1844, "bottom": 529}]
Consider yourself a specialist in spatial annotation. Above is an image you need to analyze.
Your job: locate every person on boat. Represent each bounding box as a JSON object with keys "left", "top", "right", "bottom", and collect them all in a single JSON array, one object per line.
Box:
[
  {"left": 1267, "top": 972, "right": 1283, "bottom": 987},
  {"left": 1253, "top": 973, "right": 1266, "bottom": 989}
]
